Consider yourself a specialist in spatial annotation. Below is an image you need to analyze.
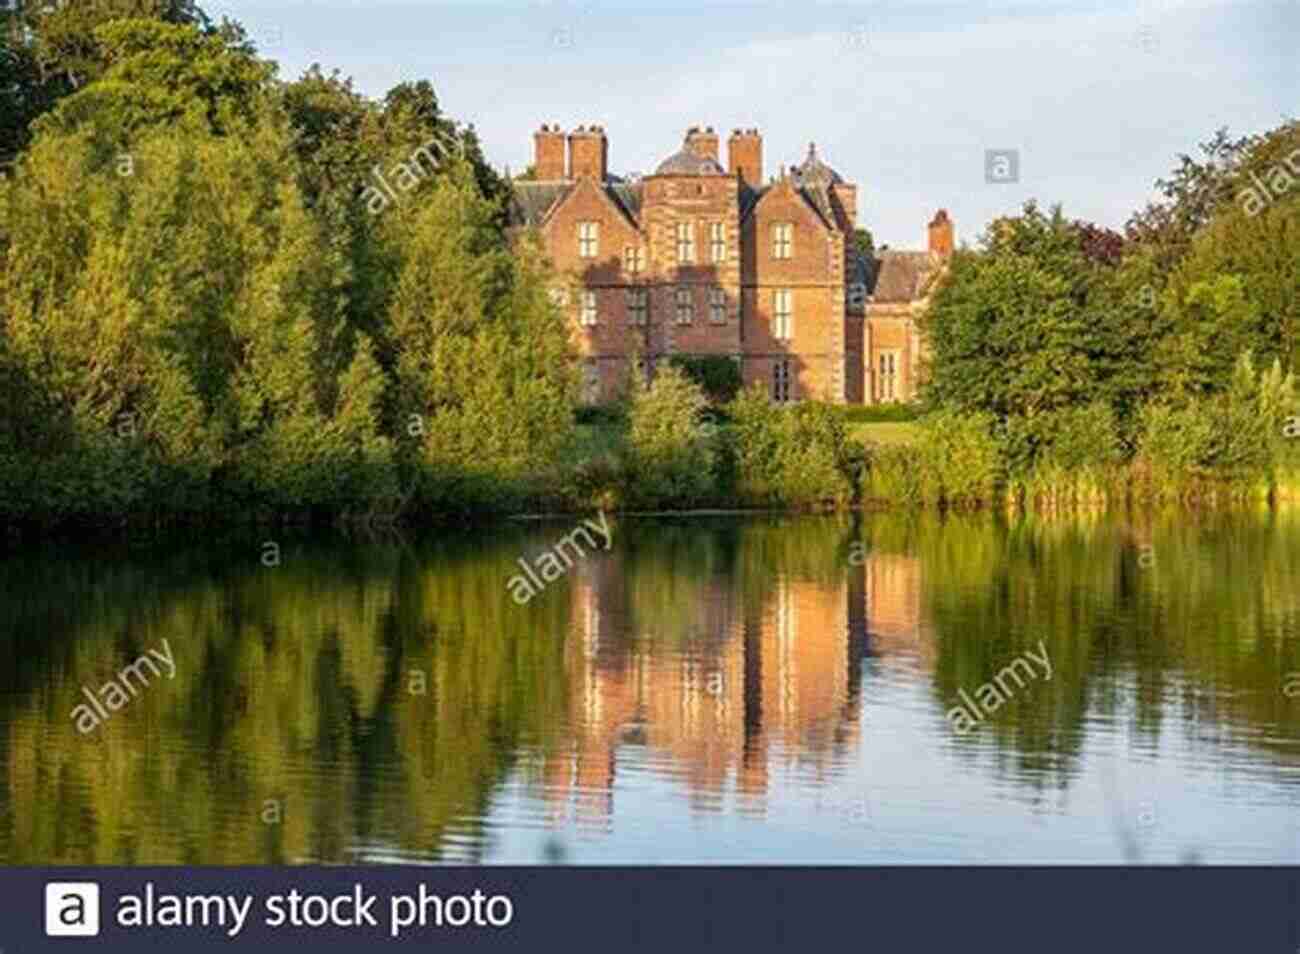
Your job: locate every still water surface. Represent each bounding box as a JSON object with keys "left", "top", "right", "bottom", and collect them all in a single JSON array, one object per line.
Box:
[{"left": 2, "top": 511, "right": 1298, "bottom": 864}]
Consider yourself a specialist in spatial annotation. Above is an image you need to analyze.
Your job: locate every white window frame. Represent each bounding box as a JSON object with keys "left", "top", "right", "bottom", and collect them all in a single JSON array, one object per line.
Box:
[
  {"left": 773, "top": 289, "right": 793, "bottom": 340},
  {"left": 877, "top": 350, "right": 900, "bottom": 402},
  {"left": 580, "top": 289, "right": 598, "bottom": 326},
  {"left": 578, "top": 221, "right": 599, "bottom": 258},
  {"left": 710, "top": 222, "right": 727, "bottom": 263},
  {"left": 624, "top": 245, "right": 644, "bottom": 274},
  {"left": 772, "top": 222, "right": 793, "bottom": 260},
  {"left": 675, "top": 222, "right": 695, "bottom": 264}
]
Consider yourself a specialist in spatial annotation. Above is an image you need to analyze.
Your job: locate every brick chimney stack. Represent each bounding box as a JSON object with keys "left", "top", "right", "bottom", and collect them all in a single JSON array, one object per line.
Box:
[
  {"left": 533, "top": 124, "right": 567, "bottom": 180},
  {"left": 568, "top": 124, "right": 608, "bottom": 181},
  {"left": 685, "top": 125, "right": 720, "bottom": 163},
  {"left": 928, "top": 209, "right": 955, "bottom": 258},
  {"left": 728, "top": 128, "right": 763, "bottom": 187}
]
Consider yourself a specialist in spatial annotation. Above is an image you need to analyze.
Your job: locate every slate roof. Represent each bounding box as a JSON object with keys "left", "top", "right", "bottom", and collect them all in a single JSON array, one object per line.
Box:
[
  {"left": 739, "top": 182, "right": 767, "bottom": 221},
  {"left": 793, "top": 142, "right": 844, "bottom": 187},
  {"left": 508, "top": 181, "right": 571, "bottom": 227},
  {"left": 653, "top": 148, "right": 728, "bottom": 176},
  {"left": 737, "top": 179, "right": 836, "bottom": 230},
  {"left": 866, "top": 250, "right": 942, "bottom": 304},
  {"left": 607, "top": 181, "right": 643, "bottom": 220},
  {"left": 797, "top": 183, "right": 837, "bottom": 230},
  {"left": 507, "top": 179, "right": 643, "bottom": 229}
]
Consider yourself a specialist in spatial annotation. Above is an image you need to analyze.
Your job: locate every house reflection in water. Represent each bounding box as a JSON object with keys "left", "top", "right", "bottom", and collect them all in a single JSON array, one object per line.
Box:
[
  {"left": 539, "top": 547, "right": 932, "bottom": 831},
  {"left": 862, "top": 554, "right": 934, "bottom": 668}
]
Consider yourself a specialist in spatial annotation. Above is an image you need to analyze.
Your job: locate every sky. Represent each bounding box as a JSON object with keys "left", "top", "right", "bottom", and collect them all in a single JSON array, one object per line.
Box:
[{"left": 210, "top": 0, "right": 1297, "bottom": 248}]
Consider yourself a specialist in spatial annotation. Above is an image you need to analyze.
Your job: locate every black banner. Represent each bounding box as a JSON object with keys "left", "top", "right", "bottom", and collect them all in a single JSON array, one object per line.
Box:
[{"left": 4, "top": 866, "right": 1298, "bottom": 952}]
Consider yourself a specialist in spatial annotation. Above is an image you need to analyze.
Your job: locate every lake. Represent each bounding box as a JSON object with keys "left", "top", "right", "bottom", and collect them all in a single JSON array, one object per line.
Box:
[{"left": 2, "top": 510, "right": 1297, "bottom": 864}]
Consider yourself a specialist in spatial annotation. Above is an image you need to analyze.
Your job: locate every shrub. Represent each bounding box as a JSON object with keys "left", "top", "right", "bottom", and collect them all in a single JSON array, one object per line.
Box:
[
  {"left": 728, "top": 388, "right": 856, "bottom": 507},
  {"left": 864, "top": 443, "right": 922, "bottom": 505},
  {"left": 668, "top": 354, "right": 744, "bottom": 404},
  {"left": 624, "top": 366, "right": 717, "bottom": 507},
  {"left": 1134, "top": 351, "right": 1292, "bottom": 501},
  {"left": 913, "top": 410, "right": 1000, "bottom": 506},
  {"left": 575, "top": 403, "right": 627, "bottom": 427},
  {"left": 864, "top": 410, "right": 998, "bottom": 506},
  {"left": 1003, "top": 402, "right": 1124, "bottom": 506}
]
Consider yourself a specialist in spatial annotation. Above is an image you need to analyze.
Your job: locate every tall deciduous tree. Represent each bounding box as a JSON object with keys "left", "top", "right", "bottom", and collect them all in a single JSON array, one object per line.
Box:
[
  {"left": 0, "top": 114, "right": 395, "bottom": 517},
  {"left": 0, "top": 0, "right": 210, "bottom": 164},
  {"left": 374, "top": 164, "right": 575, "bottom": 511}
]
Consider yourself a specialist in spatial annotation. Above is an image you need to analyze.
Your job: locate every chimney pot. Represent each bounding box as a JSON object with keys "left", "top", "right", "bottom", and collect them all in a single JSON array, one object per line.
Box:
[
  {"left": 727, "top": 128, "right": 763, "bottom": 186},
  {"left": 568, "top": 124, "right": 608, "bottom": 180}
]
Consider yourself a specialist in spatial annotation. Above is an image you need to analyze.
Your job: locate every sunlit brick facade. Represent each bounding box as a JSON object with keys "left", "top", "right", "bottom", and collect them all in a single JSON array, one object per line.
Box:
[{"left": 508, "top": 124, "right": 954, "bottom": 404}]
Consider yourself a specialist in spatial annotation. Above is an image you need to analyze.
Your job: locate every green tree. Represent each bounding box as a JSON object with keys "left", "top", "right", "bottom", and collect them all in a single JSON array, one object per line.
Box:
[
  {"left": 625, "top": 365, "right": 715, "bottom": 507},
  {"left": 921, "top": 203, "right": 1099, "bottom": 420},
  {"left": 1125, "top": 126, "right": 1260, "bottom": 271},
  {"left": 729, "top": 387, "right": 855, "bottom": 507},
  {"left": 374, "top": 167, "right": 575, "bottom": 512},
  {"left": 34, "top": 18, "right": 272, "bottom": 144},
  {"left": 0, "top": 0, "right": 210, "bottom": 163},
  {"left": 852, "top": 226, "right": 874, "bottom": 261},
  {"left": 0, "top": 113, "right": 394, "bottom": 519},
  {"left": 1156, "top": 126, "right": 1300, "bottom": 382}
]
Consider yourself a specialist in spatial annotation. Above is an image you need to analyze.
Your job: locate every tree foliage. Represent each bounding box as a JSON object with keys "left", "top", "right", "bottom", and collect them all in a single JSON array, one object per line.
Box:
[
  {"left": 0, "top": 4, "right": 577, "bottom": 526},
  {"left": 624, "top": 366, "right": 716, "bottom": 507}
]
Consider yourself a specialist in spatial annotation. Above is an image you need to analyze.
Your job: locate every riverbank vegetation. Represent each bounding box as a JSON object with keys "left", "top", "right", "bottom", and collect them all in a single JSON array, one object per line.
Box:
[
  {"left": 1, "top": 3, "right": 1297, "bottom": 528},
  {"left": 916, "top": 125, "right": 1300, "bottom": 509}
]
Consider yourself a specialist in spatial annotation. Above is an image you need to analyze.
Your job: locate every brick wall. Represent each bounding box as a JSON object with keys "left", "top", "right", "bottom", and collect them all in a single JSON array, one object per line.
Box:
[
  {"left": 523, "top": 130, "right": 918, "bottom": 408},
  {"left": 741, "top": 179, "right": 847, "bottom": 402}
]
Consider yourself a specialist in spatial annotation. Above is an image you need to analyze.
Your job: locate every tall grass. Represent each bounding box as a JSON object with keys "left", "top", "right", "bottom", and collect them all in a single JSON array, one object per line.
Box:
[{"left": 864, "top": 410, "right": 998, "bottom": 507}]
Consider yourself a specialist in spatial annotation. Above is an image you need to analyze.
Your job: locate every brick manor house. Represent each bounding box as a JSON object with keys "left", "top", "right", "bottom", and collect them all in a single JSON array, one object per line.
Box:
[{"left": 507, "top": 124, "right": 954, "bottom": 404}]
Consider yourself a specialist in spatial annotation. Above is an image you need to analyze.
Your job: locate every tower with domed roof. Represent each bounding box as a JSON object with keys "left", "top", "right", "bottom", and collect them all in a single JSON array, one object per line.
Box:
[{"left": 508, "top": 123, "right": 950, "bottom": 404}]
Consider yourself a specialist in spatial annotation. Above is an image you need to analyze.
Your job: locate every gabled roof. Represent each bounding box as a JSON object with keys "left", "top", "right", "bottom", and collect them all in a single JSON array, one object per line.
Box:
[
  {"left": 797, "top": 183, "right": 837, "bottom": 231},
  {"left": 866, "top": 250, "right": 943, "bottom": 304},
  {"left": 509, "top": 181, "right": 571, "bottom": 227},
  {"left": 508, "top": 178, "right": 643, "bottom": 231},
  {"left": 607, "top": 181, "right": 643, "bottom": 221},
  {"left": 739, "top": 178, "right": 837, "bottom": 231}
]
